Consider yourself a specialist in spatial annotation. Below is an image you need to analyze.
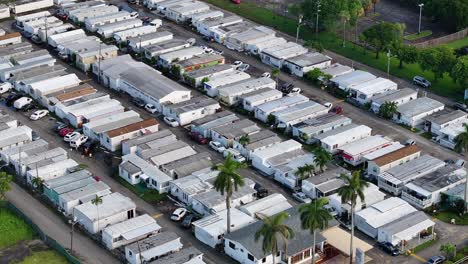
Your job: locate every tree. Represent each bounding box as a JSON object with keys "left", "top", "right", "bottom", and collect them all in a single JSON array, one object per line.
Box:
[
  {"left": 394, "top": 44, "right": 419, "bottom": 69},
  {"left": 238, "top": 135, "right": 250, "bottom": 146},
  {"left": 201, "top": 77, "right": 210, "bottom": 84},
  {"left": 361, "top": 0, "right": 372, "bottom": 16},
  {"left": 453, "top": 199, "right": 466, "bottom": 215},
  {"left": 271, "top": 68, "right": 280, "bottom": 89},
  {"left": 306, "top": 68, "right": 324, "bottom": 81},
  {"left": 371, "top": 0, "right": 380, "bottom": 14},
  {"left": 305, "top": 40, "right": 324, "bottom": 53},
  {"left": 299, "top": 198, "right": 333, "bottom": 264},
  {"left": 419, "top": 46, "right": 456, "bottom": 81},
  {"left": 0, "top": 171, "right": 13, "bottom": 200},
  {"left": 348, "top": 0, "right": 364, "bottom": 43},
  {"left": 440, "top": 243, "right": 456, "bottom": 260},
  {"left": 295, "top": 164, "right": 315, "bottom": 188},
  {"left": 91, "top": 195, "right": 103, "bottom": 232},
  {"left": 292, "top": 0, "right": 348, "bottom": 31},
  {"left": 425, "top": 0, "right": 468, "bottom": 31},
  {"left": 360, "top": 22, "right": 404, "bottom": 58},
  {"left": 254, "top": 212, "right": 294, "bottom": 264},
  {"left": 338, "top": 171, "right": 369, "bottom": 264},
  {"left": 267, "top": 114, "right": 276, "bottom": 126},
  {"left": 454, "top": 123, "right": 468, "bottom": 153},
  {"left": 450, "top": 55, "right": 468, "bottom": 87},
  {"left": 339, "top": 10, "right": 350, "bottom": 47},
  {"left": 213, "top": 153, "right": 246, "bottom": 233},
  {"left": 313, "top": 147, "right": 332, "bottom": 173},
  {"left": 378, "top": 101, "right": 398, "bottom": 119},
  {"left": 31, "top": 177, "right": 44, "bottom": 193}
]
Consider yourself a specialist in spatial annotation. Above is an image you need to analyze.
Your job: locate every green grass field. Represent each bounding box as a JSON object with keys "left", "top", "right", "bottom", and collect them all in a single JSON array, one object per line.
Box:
[
  {"left": 442, "top": 37, "right": 468, "bottom": 49},
  {"left": 17, "top": 251, "right": 68, "bottom": 264},
  {"left": 404, "top": 30, "right": 432, "bottom": 41},
  {"left": 0, "top": 208, "right": 35, "bottom": 249},
  {"left": 204, "top": 0, "right": 465, "bottom": 100},
  {"left": 433, "top": 211, "right": 468, "bottom": 225}
]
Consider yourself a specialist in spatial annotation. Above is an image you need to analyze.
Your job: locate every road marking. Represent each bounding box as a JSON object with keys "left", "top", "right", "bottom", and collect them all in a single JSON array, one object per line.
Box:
[
  {"left": 152, "top": 213, "right": 163, "bottom": 219},
  {"left": 410, "top": 253, "right": 427, "bottom": 263}
]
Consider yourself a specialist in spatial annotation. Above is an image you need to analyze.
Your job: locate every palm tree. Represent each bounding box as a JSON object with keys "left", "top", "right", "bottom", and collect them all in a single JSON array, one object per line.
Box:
[
  {"left": 255, "top": 212, "right": 294, "bottom": 264},
  {"left": 378, "top": 101, "right": 398, "bottom": 119},
  {"left": 31, "top": 177, "right": 44, "bottom": 193},
  {"left": 295, "top": 164, "right": 315, "bottom": 189},
  {"left": 299, "top": 198, "right": 333, "bottom": 264},
  {"left": 454, "top": 123, "right": 468, "bottom": 153},
  {"left": 313, "top": 147, "right": 332, "bottom": 173},
  {"left": 0, "top": 171, "right": 13, "bottom": 200},
  {"left": 338, "top": 171, "right": 369, "bottom": 264},
  {"left": 271, "top": 68, "right": 280, "bottom": 89},
  {"left": 213, "top": 153, "right": 246, "bottom": 233},
  {"left": 238, "top": 135, "right": 251, "bottom": 147},
  {"left": 91, "top": 195, "right": 103, "bottom": 232}
]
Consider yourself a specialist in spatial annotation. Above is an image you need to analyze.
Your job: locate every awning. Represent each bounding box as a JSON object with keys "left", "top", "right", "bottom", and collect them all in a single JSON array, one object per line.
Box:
[
  {"left": 122, "top": 223, "right": 161, "bottom": 240},
  {"left": 140, "top": 174, "right": 149, "bottom": 181},
  {"left": 322, "top": 226, "right": 373, "bottom": 256}
]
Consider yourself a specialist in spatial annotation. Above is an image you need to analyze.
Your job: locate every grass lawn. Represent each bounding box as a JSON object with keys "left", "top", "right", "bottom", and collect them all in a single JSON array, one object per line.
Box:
[
  {"left": 442, "top": 37, "right": 468, "bottom": 49},
  {"left": 404, "top": 30, "right": 432, "bottom": 41},
  {"left": 421, "top": 132, "right": 433, "bottom": 140},
  {"left": 203, "top": 0, "right": 465, "bottom": 100},
  {"left": 412, "top": 238, "right": 437, "bottom": 253},
  {"left": 0, "top": 208, "right": 35, "bottom": 249},
  {"left": 433, "top": 211, "right": 468, "bottom": 225},
  {"left": 115, "top": 176, "right": 166, "bottom": 203},
  {"left": 17, "top": 250, "right": 68, "bottom": 264}
]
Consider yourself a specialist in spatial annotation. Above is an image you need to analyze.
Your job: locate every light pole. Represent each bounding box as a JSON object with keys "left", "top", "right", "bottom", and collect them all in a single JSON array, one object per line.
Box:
[
  {"left": 295, "top": 14, "right": 303, "bottom": 43},
  {"left": 315, "top": 1, "right": 321, "bottom": 39},
  {"left": 386, "top": 49, "right": 391, "bottom": 79},
  {"left": 69, "top": 209, "right": 80, "bottom": 254},
  {"left": 418, "top": 3, "right": 424, "bottom": 34}
]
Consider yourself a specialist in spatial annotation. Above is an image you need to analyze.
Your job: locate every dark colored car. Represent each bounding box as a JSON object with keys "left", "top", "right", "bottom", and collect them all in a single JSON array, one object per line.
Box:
[
  {"left": 280, "top": 82, "right": 294, "bottom": 92},
  {"left": 330, "top": 106, "right": 343, "bottom": 115},
  {"left": 426, "top": 256, "right": 445, "bottom": 264},
  {"left": 32, "top": 131, "right": 41, "bottom": 141},
  {"left": 53, "top": 122, "right": 68, "bottom": 132},
  {"left": 413, "top": 76, "right": 431, "bottom": 88},
  {"left": 181, "top": 214, "right": 199, "bottom": 228},
  {"left": 59, "top": 127, "right": 74, "bottom": 137},
  {"left": 453, "top": 102, "right": 468, "bottom": 113},
  {"left": 188, "top": 131, "right": 208, "bottom": 144},
  {"left": 20, "top": 103, "right": 36, "bottom": 112},
  {"left": 132, "top": 97, "right": 145, "bottom": 108},
  {"left": 81, "top": 141, "right": 97, "bottom": 156},
  {"left": 377, "top": 242, "right": 400, "bottom": 256},
  {"left": 202, "top": 35, "right": 214, "bottom": 42},
  {"left": 5, "top": 93, "right": 23, "bottom": 106},
  {"left": 254, "top": 183, "right": 268, "bottom": 198}
]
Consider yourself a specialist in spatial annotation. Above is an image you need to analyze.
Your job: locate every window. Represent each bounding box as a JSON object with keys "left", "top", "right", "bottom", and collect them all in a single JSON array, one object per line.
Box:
[
  {"left": 262, "top": 257, "right": 266, "bottom": 263},
  {"left": 128, "top": 251, "right": 133, "bottom": 256},
  {"left": 247, "top": 254, "right": 254, "bottom": 261},
  {"left": 229, "top": 242, "right": 236, "bottom": 249}
]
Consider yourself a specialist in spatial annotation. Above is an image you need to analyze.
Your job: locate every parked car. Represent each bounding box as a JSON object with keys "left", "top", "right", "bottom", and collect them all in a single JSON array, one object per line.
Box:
[
  {"left": 203, "top": 48, "right": 214, "bottom": 54},
  {"left": 292, "top": 192, "right": 312, "bottom": 203},
  {"left": 223, "top": 148, "right": 246, "bottom": 163},
  {"left": 188, "top": 131, "right": 208, "bottom": 144},
  {"left": 413, "top": 76, "right": 431, "bottom": 88},
  {"left": 70, "top": 135, "right": 88, "bottom": 148},
  {"left": 329, "top": 106, "right": 343, "bottom": 114},
  {"left": 0, "top": 82, "right": 12, "bottom": 94},
  {"left": 54, "top": 122, "right": 68, "bottom": 132},
  {"left": 426, "top": 256, "right": 445, "bottom": 264},
  {"left": 170, "top": 208, "right": 188, "bottom": 221},
  {"left": 181, "top": 214, "right": 199, "bottom": 228},
  {"left": 31, "top": 35, "right": 42, "bottom": 44},
  {"left": 238, "top": 64, "right": 250, "bottom": 72},
  {"left": 377, "top": 241, "right": 400, "bottom": 256},
  {"left": 261, "top": 72, "right": 271, "bottom": 78},
  {"left": 145, "top": 104, "right": 158, "bottom": 113},
  {"left": 324, "top": 102, "right": 333, "bottom": 109},
  {"left": 286, "top": 87, "right": 301, "bottom": 95},
  {"left": 64, "top": 132, "right": 81, "bottom": 142},
  {"left": 32, "top": 131, "right": 40, "bottom": 141},
  {"left": 281, "top": 82, "right": 294, "bottom": 92},
  {"left": 324, "top": 204, "right": 338, "bottom": 217},
  {"left": 202, "top": 35, "right": 214, "bottom": 42},
  {"left": 5, "top": 93, "right": 23, "bottom": 106},
  {"left": 453, "top": 102, "right": 468, "bottom": 113},
  {"left": 58, "top": 127, "right": 74, "bottom": 137},
  {"left": 213, "top": 49, "right": 223, "bottom": 55},
  {"left": 30, "top": 110, "right": 49, "bottom": 120},
  {"left": 163, "top": 116, "right": 179, "bottom": 127},
  {"left": 81, "top": 141, "right": 97, "bottom": 156},
  {"left": 132, "top": 97, "right": 146, "bottom": 108},
  {"left": 404, "top": 138, "right": 416, "bottom": 146},
  {"left": 20, "top": 103, "right": 36, "bottom": 112},
  {"left": 209, "top": 141, "right": 226, "bottom": 153},
  {"left": 13, "top": 97, "right": 32, "bottom": 110},
  {"left": 233, "top": 61, "right": 243, "bottom": 68},
  {"left": 254, "top": 183, "right": 268, "bottom": 198}
]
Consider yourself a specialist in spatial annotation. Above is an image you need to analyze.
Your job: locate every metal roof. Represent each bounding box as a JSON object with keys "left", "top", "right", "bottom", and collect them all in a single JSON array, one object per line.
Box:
[
  {"left": 371, "top": 88, "right": 417, "bottom": 105},
  {"left": 218, "top": 77, "right": 275, "bottom": 96},
  {"left": 405, "top": 165, "right": 466, "bottom": 193},
  {"left": 286, "top": 52, "right": 331, "bottom": 68},
  {"left": 330, "top": 70, "right": 376, "bottom": 89},
  {"left": 74, "top": 192, "right": 135, "bottom": 220},
  {"left": 121, "top": 154, "right": 172, "bottom": 183},
  {"left": 212, "top": 119, "right": 260, "bottom": 139},
  {"left": 425, "top": 109, "right": 467, "bottom": 126},
  {"left": 274, "top": 101, "right": 328, "bottom": 123},
  {"left": 165, "top": 96, "right": 219, "bottom": 115},
  {"left": 243, "top": 130, "right": 282, "bottom": 151},
  {"left": 355, "top": 197, "right": 417, "bottom": 229},
  {"left": 126, "top": 232, "right": 180, "bottom": 252},
  {"left": 293, "top": 113, "right": 351, "bottom": 135},
  {"left": 315, "top": 124, "right": 371, "bottom": 144},
  {"left": 85, "top": 111, "right": 142, "bottom": 134},
  {"left": 103, "top": 214, "right": 161, "bottom": 239},
  {"left": 339, "top": 136, "right": 391, "bottom": 156},
  {"left": 161, "top": 152, "right": 212, "bottom": 177},
  {"left": 59, "top": 181, "right": 111, "bottom": 203},
  {"left": 43, "top": 170, "right": 92, "bottom": 189},
  {"left": 262, "top": 42, "right": 308, "bottom": 60},
  {"left": 378, "top": 211, "right": 433, "bottom": 236},
  {"left": 185, "top": 64, "right": 233, "bottom": 79},
  {"left": 255, "top": 94, "right": 309, "bottom": 114},
  {"left": 397, "top": 97, "right": 444, "bottom": 117},
  {"left": 148, "top": 246, "right": 203, "bottom": 264},
  {"left": 191, "top": 110, "right": 237, "bottom": 127}
]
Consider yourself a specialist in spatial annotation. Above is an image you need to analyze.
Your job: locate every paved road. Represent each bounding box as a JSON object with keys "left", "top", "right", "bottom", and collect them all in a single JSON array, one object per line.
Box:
[{"left": 5, "top": 183, "right": 117, "bottom": 264}]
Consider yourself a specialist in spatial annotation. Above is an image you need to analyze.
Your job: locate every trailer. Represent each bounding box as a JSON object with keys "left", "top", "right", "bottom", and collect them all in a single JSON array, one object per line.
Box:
[
  {"left": 11, "top": 0, "right": 54, "bottom": 14},
  {"left": 96, "top": 19, "right": 143, "bottom": 39},
  {"left": 37, "top": 23, "right": 74, "bottom": 42},
  {"left": 84, "top": 11, "right": 135, "bottom": 32},
  {"left": 128, "top": 31, "right": 174, "bottom": 52},
  {"left": 113, "top": 25, "right": 158, "bottom": 43},
  {"left": 15, "top": 11, "right": 51, "bottom": 29},
  {"left": 69, "top": 5, "right": 119, "bottom": 23},
  {"left": 47, "top": 29, "right": 86, "bottom": 48},
  {"left": 23, "top": 17, "right": 63, "bottom": 35}
]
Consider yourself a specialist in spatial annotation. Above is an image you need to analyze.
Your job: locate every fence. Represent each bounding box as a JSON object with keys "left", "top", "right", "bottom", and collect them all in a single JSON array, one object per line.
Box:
[
  {"left": 412, "top": 28, "right": 468, "bottom": 48},
  {"left": 0, "top": 201, "right": 81, "bottom": 264}
]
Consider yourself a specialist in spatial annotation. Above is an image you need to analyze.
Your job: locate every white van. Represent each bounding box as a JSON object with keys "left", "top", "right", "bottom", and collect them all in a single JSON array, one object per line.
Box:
[
  {"left": 0, "top": 82, "right": 12, "bottom": 94},
  {"left": 223, "top": 148, "right": 246, "bottom": 163},
  {"left": 149, "top": 19, "right": 162, "bottom": 28},
  {"left": 13, "top": 97, "right": 32, "bottom": 109},
  {"left": 70, "top": 135, "right": 88, "bottom": 148}
]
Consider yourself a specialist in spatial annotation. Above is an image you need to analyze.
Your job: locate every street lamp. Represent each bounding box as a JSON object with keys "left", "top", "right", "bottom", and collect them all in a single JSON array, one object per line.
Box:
[
  {"left": 386, "top": 49, "right": 391, "bottom": 79},
  {"left": 69, "top": 218, "right": 80, "bottom": 254},
  {"left": 315, "top": 1, "right": 321, "bottom": 38},
  {"left": 295, "top": 14, "right": 303, "bottom": 43},
  {"left": 418, "top": 3, "right": 424, "bottom": 34}
]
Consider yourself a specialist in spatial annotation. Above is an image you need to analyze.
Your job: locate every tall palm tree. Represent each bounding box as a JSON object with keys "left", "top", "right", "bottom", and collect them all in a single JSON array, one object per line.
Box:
[
  {"left": 313, "top": 147, "right": 332, "bottom": 173},
  {"left": 454, "top": 123, "right": 468, "bottom": 153},
  {"left": 31, "top": 177, "right": 44, "bottom": 193},
  {"left": 213, "top": 153, "right": 246, "bottom": 233},
  {"left": 299, "top": 198, "right": 333, "bottom": 264},
  {"left": 0, "top": 171, "right": 13, "bottom": 200},
  {"left": 295, "top": 164, "right": 315, "bottom": 189},
  {"left": 91, "top": 195, "right": 103, "bottom": 232},
  {"left": 255, "top": 212, "right": 294, "bottom": 264},
  {"left": 238, "top": 135, "right": 251, "bottom": 147},
  {"left": 338, "top": 171, "right": 369, "bottom": 264}
]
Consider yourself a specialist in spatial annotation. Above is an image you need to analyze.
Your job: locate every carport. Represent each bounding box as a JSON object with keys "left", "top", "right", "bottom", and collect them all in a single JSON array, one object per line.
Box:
[{"left": 321, "top": 226, "right": 373, "bottom": 262}]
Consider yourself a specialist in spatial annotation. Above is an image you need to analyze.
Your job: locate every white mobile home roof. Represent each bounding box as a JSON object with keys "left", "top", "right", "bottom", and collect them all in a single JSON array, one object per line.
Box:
[
  {"left": 0, "top": 126, "right": 32, "bottom": 148},
  {"left": 252, "top": 37, "right": 287, "bottom": 52},
  {"left": 12, "top": 50, "right": 52, "bottom": 65},
  {"left": 68, "top": 99, "right": 122, "bottom": 118},
  {"left": 190, "top": 10, "right": 223, "bottom": 22},
  {"left": 274, "top": 101, "right": 328, "bottom": 123},
  {"left": 59, "top": 181, "right": 111, "bottom": 203},
  {"left": 159, "top": 46, "right": 204, "bottom": 63},
  {"left": 113, "top": 25, "right": 159, "bottom": 42},
  {"left": 96, "top": 19, "right": 143, "bottom": 38},
  {"left": 28, "top": 159, "right": 78, "bottom": 178},
  {"left": 340, "top": 136, "right": 392, "bottom": 155},
  {"left": 44, "top": 170, "right": 93, "bottom": 190},
  {"left": 331, "top": 70, "right": 376, "bottom": 89},
  {"left": 103, "top": 214, "right": 161, "bottom": 240},
  {"left": 21, "top": 148, "right": 68, "bottom": 168},
  {"left": 252, "top": 140, "right": 302, "bottom": 161},
  {"left": 321, "top": 63, "right": 354, "bottom": 78},
  {"left": 397, "top": 97, "right": 444, "bottom": 117},
  {"left": 70, "top": 5, "right": 119, "bottom": 22},
  {"left": 293, "top": 113, "right": 352, "bottom": 135},
  {"left": 28, "top": 73, "right": 81, "bottom": 95},
  {"left": 84, "top": 110, "right": 141, "bottom": 131},
  {"left": 362, "top": 142, "right": 404, "bottom": 161},
  {"left": 128, "top": 31, "right": 174, "bottom": 48},
  {"left": 316, "top": 124, "right": 372, "bottom": 146},
  {"left": 218, "top": 77, "right": 275, "bottom": 97},
  {"left": 349, "top": 77, "right": 397, "bottom": 94},
  {"left": 286, "top": 52, "right": 332, "bottom": 68},
  {"left": 262, "top": 42, "right": 308, "bottom": 60},
  {"left": 355, "top": 197, "right": 417, "bottom": 229},
  {"left": 239, "top": 193, "right": 292, "bottom": 217},
  {"left": 121, "top": 154, "right": 173, "bottom": 183},
  {"left": 85, "top": 11, "right": 131, "bottom": 26},
  {"left": 255, "top": 94, "right": 309, "bottom": 114},
  {"left": 240, "top": 88, "right": 282, "bottom": 103},
  {"left": 185, "top": 64, "right": 234, "bottom": 79},
  {"left": 74, "top": 192, "right": 135, "bottom": 221},
  {"left": 168, "top": 1, "right": 209, "bottom": 16},
  {"left": 204, "top": 71, "right": 251, "bottom": 88},
  {"left": 48, "top": 29, "right": 86, "bottom": 47},
  {"left": 15, "top": 11, "right": 51, "bottom": 24},
  {"left": 371, "top": 88, "right": 418, "bottom": 106},
  {"left": 193, "top": 208, "right": 256, "bottom": 238}
]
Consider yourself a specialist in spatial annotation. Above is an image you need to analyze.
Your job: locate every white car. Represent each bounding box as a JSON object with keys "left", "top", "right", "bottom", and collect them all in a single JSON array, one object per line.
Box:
[
  {"left": 209, "top": 141, "right": 226, "bottom": 153},
  {"left": 0, "top": 82, "right": 12, "bottom": 94},
  {"left": 30, "top": 110, "right": 49, "bottom": 120},
  {"left": 170, "top": 208, "right": 188, "bottom": 221},
  {"left": 163, "top": 116, "right": 179, "bottom": 127},
  {"left": 223, "top": 148, "right": 246, "bottom": 163},
  {"left": 261, "top": 72, "right": 271, "bottom": 78},
  {"left": 64, "top": 132, "right": 81, "bottom": 142},
  {"left": 238, "top": 64, "right": 250, "bottom": 72},
  {"left": 292, "top": 192, "right": 312, "bottom": 203},
  {"left": 233, "top": 61, "right": 243, "bottom": 68},
  {"left": 324, "top": 102, "right": 333, "bottom": 109},
  {"left": 70, "top": 135, "right": 88, "bottom": 148},
  {"left": 204, "top": 48, "right": 214, "bottom": 54},
  {"left": 145, "top": 104, "right": 158, "bottom": 114},
  {"left": 288, "top": 87, "right": 301, "bottom": 95}
]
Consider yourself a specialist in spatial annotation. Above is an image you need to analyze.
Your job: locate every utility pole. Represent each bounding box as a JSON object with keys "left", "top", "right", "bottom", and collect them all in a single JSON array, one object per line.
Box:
[
  {"left": 97, "top": 42, "right": 102, "bottom": 83},
  {"left": 386, "top": 49, "right": 391, "bottom": 79},
  {"left": 139, "top": 35, "right": 143, "bottom": 61},
  {"left": 315, "top": 1, "right": 320, "bottom": 39},
  {"left": 295, "top": 14, "right": 303, "bottom": 43},
  {"left": 69, "top": 208, "right": 79, "bottom": 254},
  {"left": 44, "top": 15, "right": 48, "bottom": 44},
  {"left": 418, "top": 3, "right": 424, "bottom": 34}
]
